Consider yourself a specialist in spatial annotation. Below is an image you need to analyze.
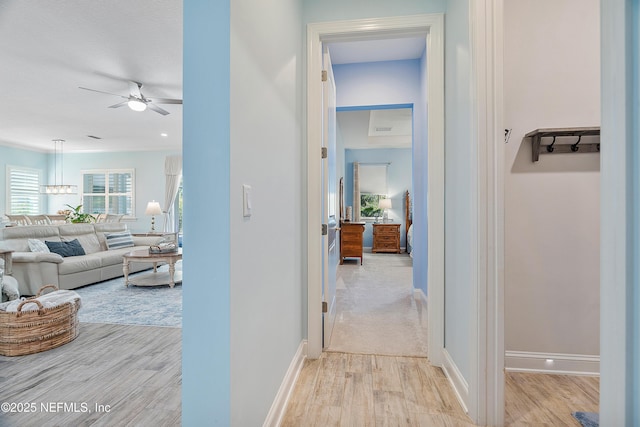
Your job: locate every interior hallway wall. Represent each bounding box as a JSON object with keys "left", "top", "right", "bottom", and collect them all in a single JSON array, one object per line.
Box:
[{"left": 504, "top": 0, "right": 600, "bottom": 368}]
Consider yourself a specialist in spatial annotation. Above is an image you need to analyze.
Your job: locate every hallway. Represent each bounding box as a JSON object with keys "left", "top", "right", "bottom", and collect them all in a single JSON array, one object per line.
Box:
[{"left": 328, "top": 252, "right": 427, "bottom": 357}]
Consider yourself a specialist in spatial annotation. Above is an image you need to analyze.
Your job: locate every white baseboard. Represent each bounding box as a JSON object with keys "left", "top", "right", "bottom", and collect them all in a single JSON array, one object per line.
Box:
[
  {"left": 441, "top": 349, "right": 469, "bottom": 414},
  {"left": 263, "top": 340, "right": 307, "bottom": 427},
  {"left": 505, "top": 351, "right": 600, "bottom": 376},
  {"left": 413, "top": 288, "right": 427, "bottom": 305}
]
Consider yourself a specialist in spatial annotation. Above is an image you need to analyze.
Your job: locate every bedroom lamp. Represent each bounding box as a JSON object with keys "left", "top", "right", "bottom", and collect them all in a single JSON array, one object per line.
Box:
[
  {"left": 145, "top": 201, "right": 162, "bottom": 232},
  {"left": 379, "top": 198, "right": 392, "bottom": 223}
]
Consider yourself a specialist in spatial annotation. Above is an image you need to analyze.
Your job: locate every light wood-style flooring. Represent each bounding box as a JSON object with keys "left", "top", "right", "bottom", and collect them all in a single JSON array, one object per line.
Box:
[
  {"left": 281, "top": 351, "right": 600, "bottom": 426},
  {"left": 0, "top": 323, "right": 181, "bottom": 427}
]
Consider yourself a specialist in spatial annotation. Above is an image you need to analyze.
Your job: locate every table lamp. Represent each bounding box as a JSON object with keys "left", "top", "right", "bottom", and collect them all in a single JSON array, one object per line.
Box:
[
  {"left": 379, "top": 198, "right": 392, "bottom": 222},
  {"left": 145, "top": 201, "right": 162, "bottom": 232}
]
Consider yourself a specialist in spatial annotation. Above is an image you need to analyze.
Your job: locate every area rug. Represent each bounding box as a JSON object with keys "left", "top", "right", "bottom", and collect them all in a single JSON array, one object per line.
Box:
[
  {"left": 327, "top": 252, "right": 428, "bottom": 357},
  {"left": 572, "top": 412, "right": 599, "bottom": 427},
  {"left": 74, "top": 262, "right": 182, "bottom": 327}
]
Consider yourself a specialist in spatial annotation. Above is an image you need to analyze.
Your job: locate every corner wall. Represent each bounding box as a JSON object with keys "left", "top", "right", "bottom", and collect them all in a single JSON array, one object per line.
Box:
[
  {"left": 229, "top": 0, "right": 303, "bottom": 425},
  {"left": 504, "top": 0, "right": 600, "bottom": 372}
]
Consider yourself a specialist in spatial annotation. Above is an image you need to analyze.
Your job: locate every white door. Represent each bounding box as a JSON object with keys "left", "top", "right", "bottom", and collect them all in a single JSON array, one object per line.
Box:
[{"left": 322, "top": 46, "right": 338, "bottom": 348}]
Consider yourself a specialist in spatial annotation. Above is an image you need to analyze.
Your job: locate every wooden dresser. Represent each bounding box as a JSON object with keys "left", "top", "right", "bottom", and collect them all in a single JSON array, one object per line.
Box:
[
  {"left": 372, "top": 223, "right": 401, "bottom": 254},
  {"left": 340, "top": 221, "right": 365, "bottom": 265}
]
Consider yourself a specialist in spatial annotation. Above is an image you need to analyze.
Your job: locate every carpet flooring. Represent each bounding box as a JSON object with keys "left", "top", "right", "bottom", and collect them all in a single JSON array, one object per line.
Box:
[
  {"left": 327, "top": 251, "right": 428, "bottom": 357},
  {"left": 74, "top": 262, "right": 182, "bottom": 327}
]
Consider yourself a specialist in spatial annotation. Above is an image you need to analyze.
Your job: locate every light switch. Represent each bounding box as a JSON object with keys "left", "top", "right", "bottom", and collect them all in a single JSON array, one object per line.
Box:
[{"left": 243, "top": 184, "right": 252, "bottom": 217}]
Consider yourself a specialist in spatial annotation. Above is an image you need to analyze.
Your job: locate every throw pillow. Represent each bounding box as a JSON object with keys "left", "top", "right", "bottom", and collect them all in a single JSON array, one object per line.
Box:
[
  {"left": 28, "top": 239, "right": 50, "bottom": 253},
  {"left": 104, "top": 231, "right": 134, "bottom": 250},
  {"left": 45, "top": 239, "right": 86, "bottom": 257}
]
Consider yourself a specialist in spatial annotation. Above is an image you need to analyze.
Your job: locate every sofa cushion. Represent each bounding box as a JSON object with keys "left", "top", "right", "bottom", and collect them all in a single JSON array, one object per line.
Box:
[
  {"left": 45, "top": 239, "right": 86, "bottom": 257},
  {"left": 58, "top": 223, "right": 102, "bottom": 254},
  {"left": 94, "top": 223, "right": 128, "bottom": 251},
  {"left": 105, "top": 231, "right": 134, "bottom": 250},
  {"left": 0, "top": 225, "right": 60, "bottom": 252},
  {"left": 57, "top": 255, "right": 102, "bottom": 275},
  {"left": 28, "top": 239, "right": 50, "bottom": 253}
]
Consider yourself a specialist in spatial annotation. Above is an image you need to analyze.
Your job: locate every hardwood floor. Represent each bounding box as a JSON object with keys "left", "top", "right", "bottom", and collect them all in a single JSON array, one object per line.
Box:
[
  {"left": 281, "top": 352, "right": 475, "bottom": 427},
  {"left": 281, "top": 351, "right": 600, "bottom": 426},
  {"left": 0, "top": 323, "right": 181, "bottom": 427},
  {"left": 505, "top": 372, "right": 599, "bottom": 426}
]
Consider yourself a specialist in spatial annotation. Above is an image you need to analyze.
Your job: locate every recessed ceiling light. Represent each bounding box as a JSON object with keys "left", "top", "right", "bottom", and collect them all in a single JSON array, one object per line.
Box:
[{"left": 161, "top": 133, "right": 168, "bottom": 137}]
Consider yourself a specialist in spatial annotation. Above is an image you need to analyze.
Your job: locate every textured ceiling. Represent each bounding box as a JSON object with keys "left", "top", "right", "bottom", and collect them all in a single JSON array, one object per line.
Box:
[
  {"left": 0, "top": 2, "right": 422, "bottom": 154},
  {"left": 0, "top": 0, "right": 183, "bottom": 153}
]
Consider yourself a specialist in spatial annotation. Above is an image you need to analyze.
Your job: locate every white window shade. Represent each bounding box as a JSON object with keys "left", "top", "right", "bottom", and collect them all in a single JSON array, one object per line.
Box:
[
  {"left": 359, "top": 164, "right": 388, "bottom": 194},
  {"left": 7, "top": 166, "right": 41, "bottom": 215}
]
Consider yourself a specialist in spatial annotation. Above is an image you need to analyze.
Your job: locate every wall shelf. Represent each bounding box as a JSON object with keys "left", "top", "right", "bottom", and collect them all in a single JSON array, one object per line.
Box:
[{"left": 526, "top": 127, "right": 600, "bottom": 162}]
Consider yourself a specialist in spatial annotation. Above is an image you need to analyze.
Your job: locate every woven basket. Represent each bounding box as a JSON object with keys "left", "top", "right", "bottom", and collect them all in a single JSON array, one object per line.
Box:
[{"left": 0, "top": 285, "right": 81, "bottom": 357}]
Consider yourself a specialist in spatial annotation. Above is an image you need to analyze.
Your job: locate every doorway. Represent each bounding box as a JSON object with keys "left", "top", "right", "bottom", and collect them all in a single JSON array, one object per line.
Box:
[
  {"left": 329, "top": 106, "right": 424, "bottom": 356},
  {"left": 306, "top": 13, "right": 445, "bottom": 368}
]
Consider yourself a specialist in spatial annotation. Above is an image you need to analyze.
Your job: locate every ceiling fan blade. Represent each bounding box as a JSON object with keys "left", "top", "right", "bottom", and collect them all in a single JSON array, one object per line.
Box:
[
  {"left": 147, "top": 103, "right": 170, "bottom": 116},
  {"left": 128, "top": 81, "right": 142, "bottom": 98},
  {"left": 79, "top": 86, "right": 128, "bottom": 99},
  {"left": 150, "top": 98, "right": 183, "bottom": 105},
  {"left": 108, "top": 101, "right": 128, "bottom": 109}
]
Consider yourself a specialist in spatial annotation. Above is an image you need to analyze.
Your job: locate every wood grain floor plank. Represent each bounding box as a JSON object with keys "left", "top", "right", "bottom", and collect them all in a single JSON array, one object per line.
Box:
[{"left": 0, "top": 323, "right": 180, "bottom": 427}]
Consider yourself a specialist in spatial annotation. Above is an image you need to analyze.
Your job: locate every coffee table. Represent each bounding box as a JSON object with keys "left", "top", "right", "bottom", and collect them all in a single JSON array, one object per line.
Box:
[{"left": 123, "top": 248, "right": 182, "bottom": 288}]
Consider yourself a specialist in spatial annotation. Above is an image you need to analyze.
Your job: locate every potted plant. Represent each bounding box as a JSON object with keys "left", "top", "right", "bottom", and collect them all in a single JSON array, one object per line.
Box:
[{"left": 64, "top": 204, "right": 95, "bottom": 224}]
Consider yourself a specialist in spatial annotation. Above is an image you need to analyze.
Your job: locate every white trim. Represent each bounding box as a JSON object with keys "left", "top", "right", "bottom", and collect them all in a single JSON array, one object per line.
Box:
[
  {"left": 505, "top": 351, "right": 600, "bottom": 376},
  {"left": 469, "top": 1, "right": 504, "bottom": 425},
  {"left": 262, "top": 340, "right": 307, "bottom": 427},
  {"left": 413, "top": 287, "right": 427, "bottom": 306},
  {"left": 306, "top": 14, "right": 445, "bottom": 361},
  {"left": 442, "top": 349, "right": 469, "bottom": 415}
]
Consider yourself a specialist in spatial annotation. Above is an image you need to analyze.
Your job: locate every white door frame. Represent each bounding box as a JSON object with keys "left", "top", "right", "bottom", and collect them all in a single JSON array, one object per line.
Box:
[
  {"left": 306, "top": 13, "right": 445, "bottom": 372},
  {"left": 469, "top": 1, "right": 505, "bottom": 425}
]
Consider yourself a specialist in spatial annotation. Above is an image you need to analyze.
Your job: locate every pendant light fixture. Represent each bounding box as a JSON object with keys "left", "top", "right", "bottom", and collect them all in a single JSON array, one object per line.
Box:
[{"left": 40, "top": 139, "right": 78, "bottom": 195}]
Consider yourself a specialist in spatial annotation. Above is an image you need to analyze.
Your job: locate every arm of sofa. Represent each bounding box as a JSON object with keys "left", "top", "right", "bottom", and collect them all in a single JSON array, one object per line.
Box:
[
  {"left": 12, "top": 252, "right": 64, "bottom": 264},
  {"left": 132, "top": 236, "right": 165, "bottom": 246},
  {"left": 9, "top": 252, "right": 64, "bottom": 296}
]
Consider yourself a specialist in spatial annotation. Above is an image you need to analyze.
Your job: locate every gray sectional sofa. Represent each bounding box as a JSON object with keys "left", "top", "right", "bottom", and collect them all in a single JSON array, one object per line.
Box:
[{"left": 0, "top": 223, "right": 163, "bottom": 295}]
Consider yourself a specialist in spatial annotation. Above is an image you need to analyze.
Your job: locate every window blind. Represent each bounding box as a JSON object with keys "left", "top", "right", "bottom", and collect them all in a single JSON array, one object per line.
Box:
[{"left": 7, "top": 166, "right": 41, "bottom": 214}]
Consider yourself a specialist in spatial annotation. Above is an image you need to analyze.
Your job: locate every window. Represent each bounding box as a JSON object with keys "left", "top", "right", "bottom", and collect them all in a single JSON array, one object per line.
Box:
[
  {"left": 7, "top": 166, "right": 42, "bottom": 215},
  {"left": 81, "top": 169, "right": 135, "bottom": 216},
  {"left": 358, "top": 163, "right": 389, "bottom": 219}
]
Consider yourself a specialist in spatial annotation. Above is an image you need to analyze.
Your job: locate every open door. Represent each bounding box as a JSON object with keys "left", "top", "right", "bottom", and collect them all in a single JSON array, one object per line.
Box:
[{"left": 322, "top": 45, "right": 338, "bottom": 348}]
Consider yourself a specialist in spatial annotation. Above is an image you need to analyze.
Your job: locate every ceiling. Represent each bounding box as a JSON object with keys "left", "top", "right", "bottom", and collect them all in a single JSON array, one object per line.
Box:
[
  {"left": 0, "top": 2, "right": 423, "bottom": 154},
  {"left": 0, "top": 0, "right": 183, "bottom": 153}
]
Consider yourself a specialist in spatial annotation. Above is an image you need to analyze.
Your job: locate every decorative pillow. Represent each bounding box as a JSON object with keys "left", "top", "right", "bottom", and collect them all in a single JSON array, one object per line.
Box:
[
  {"left": 28, "top": 239, "right": 50, "bottom": 253},
  {"left": 45, "top": 239, "right": 86, "bottom": 257},
  {"left": 104, "top": 231, "right": 134, "bottom": 250}
]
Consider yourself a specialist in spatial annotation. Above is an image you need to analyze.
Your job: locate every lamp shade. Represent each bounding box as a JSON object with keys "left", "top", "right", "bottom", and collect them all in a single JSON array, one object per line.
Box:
[
  {"left": 378, "top": 198, "right": 392, "bottom": 210},
  {"left": 145, "top": 201, "right": 162, "bottom": 216}
]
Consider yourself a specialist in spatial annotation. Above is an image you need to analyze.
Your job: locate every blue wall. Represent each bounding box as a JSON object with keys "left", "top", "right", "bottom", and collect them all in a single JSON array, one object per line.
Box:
[
  {"left": 0, "top": 145, "right": 176, "bottom": 233},
  {"left": 333, "top": 58, "right": 427, "bottom": 295},
  {"left": 183, "top": 0, "right": 230, "bottom": 425},
  {"left": 345, "top": 148, "right": 412, "bottom": 248}
]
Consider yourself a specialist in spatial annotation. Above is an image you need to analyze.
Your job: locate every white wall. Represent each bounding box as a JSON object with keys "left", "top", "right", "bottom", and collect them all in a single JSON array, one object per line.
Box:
[
  {"left": 504, "top": 0, "right": 600, "bottom": 365},
  {"left": 229, "top": 0, "right": 303, "bottom": 425}
]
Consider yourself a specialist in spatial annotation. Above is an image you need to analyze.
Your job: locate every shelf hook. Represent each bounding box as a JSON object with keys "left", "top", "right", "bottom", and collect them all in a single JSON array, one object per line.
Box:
[
  {"left": 571, "top": 135, "right": 582, "bottom": 152},
  {"left": 546, "top": 136, "right": 557, "bottom": 153}
]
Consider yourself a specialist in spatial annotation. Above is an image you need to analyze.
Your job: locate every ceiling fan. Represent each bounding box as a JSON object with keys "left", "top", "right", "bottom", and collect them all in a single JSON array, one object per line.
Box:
[{"left": 79, "top": 81, "right": 182, "bottom": 115}]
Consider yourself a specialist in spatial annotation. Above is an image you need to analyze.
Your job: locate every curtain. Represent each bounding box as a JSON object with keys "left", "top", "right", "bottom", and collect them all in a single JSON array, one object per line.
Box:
[
  {"left": 163, "top": 155, "right": 182, "bottom": 232},
  {"left": 353, "top": 162, "right": 360, "bottom": 221}
]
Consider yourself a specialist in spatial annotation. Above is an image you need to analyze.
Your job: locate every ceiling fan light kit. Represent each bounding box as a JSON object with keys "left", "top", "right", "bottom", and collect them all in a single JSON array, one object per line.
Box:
[
  {"left": 127, "top": 98, "right": 147, "bottom": 112},
  {"left": 79, "top": 80, "right": 182, "bottom": 116}
]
